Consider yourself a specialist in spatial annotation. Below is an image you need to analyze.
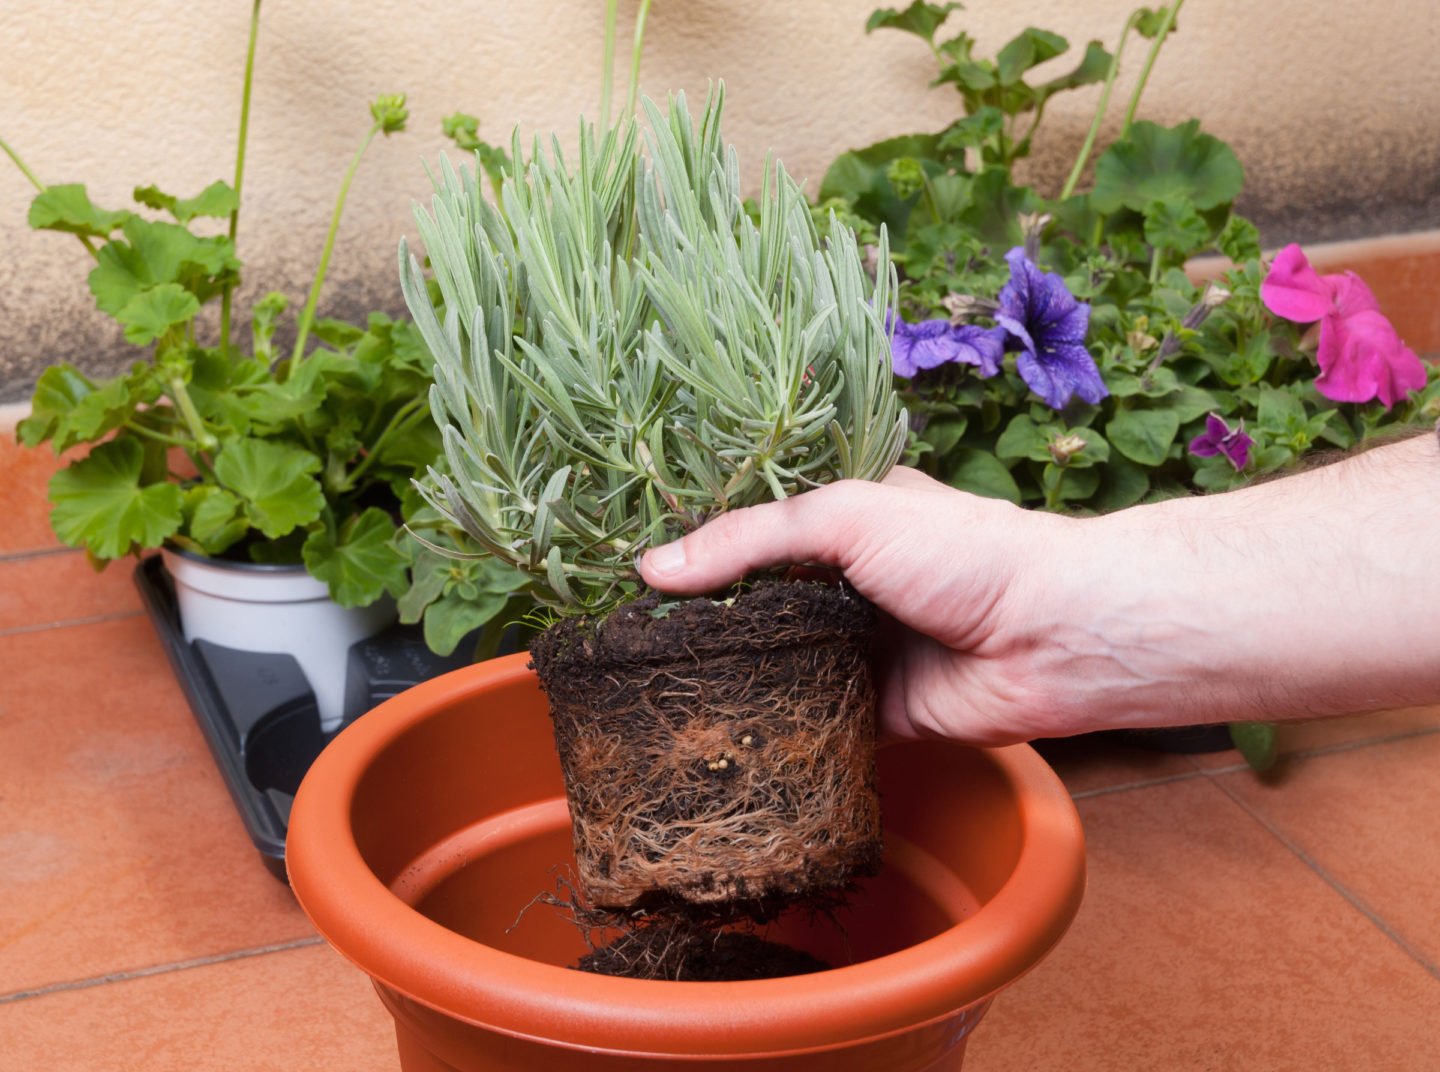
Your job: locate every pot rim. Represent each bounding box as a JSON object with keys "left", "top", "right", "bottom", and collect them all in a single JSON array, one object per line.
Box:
[
  {"left": 161, "top": 543, "right": 310, "bottom": 575},
  {"left": 288, "top": 652, "right": 1086, "bottom": 1058}
]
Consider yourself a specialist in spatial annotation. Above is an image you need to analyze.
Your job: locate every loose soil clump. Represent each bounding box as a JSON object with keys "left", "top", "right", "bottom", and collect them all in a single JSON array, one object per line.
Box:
[
  {"left": 529, "top": 579, "right": 882, "bottom": 978},
  {"left": 578, "top": 926, "right": 830, "bottom": 982}
]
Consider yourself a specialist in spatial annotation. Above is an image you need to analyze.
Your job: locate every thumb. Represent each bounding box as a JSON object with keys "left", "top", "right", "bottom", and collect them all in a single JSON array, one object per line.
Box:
[{"left": 639, "top": 480, "right": 877, "bottom": 595}]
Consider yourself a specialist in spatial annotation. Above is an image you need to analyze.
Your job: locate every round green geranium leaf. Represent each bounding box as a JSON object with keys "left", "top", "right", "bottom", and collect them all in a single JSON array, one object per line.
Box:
[
  {"left": 1091, "top": 120, "right": 1245, "bottom": 214},
  {"left": 116, "top": 283, "right": 201, "bottom": 345},
  {"left": 27, "top": 184, "right": 132, "bottom": 238},
  {"left": 1142, "top": 197, "right": 1211, "bottom": 256},
  {"left": 213, "top": 439, "right": 325, "bottom": 539},
  {"left": 302, "top": 508, "right": 409, "bottom": 608},
  {"left": 48, "top": 438, "right": 183, "bottom": 559},
  {"left": 183, "top": 485, "right": 249, "bottom": 555}
]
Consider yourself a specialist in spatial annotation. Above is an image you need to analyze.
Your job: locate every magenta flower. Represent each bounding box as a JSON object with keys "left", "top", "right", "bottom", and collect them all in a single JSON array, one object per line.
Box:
[
  {"left": 1188, "top": 412, "right": 1253, "bottom": 471},
  {"left": 994, "top": 248, "right": 1107, "bottom": 410},
  {"left": 1260, "top": 244, "right": 1425, "bottom": 408},
  {"left": 887, "top": 314, "right": 1005, "bottom": 379}
]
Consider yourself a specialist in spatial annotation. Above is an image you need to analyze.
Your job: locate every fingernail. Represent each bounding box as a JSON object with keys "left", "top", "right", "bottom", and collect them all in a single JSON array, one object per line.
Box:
[{"left": 646, "top": 540, "right": 687, "bottom": 576}]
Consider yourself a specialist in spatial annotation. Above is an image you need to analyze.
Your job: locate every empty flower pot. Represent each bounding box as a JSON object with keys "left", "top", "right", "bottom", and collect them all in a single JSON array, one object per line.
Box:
[{"left": 287, "top": 653, "right": 1086, "bottom": 1070}]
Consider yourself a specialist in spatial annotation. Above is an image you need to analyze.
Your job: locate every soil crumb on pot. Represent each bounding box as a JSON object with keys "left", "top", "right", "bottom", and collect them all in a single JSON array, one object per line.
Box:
[{"left": 529, "top": 580, "right": 883, "bottom": 912}]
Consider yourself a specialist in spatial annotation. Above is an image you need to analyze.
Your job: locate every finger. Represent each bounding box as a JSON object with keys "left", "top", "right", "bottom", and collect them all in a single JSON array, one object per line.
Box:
[
  {"left": 872, "top": 612, "right": 922, "bottom": 742},
  {"left": 881, "top": 465, "right": 946, "bottom": 492},
  {"left": 639, "top": 480, "right": 877, "bottom": 594}
]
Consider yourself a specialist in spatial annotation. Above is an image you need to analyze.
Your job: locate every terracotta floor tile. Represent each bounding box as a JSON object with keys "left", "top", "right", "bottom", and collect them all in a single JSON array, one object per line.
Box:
[
  {"left": 0, "top": 617, "right": 316, "bottom": 996},
  {"left": 0, "top": 942, "right": 396, "bottom": 1072},
  {"left": 1218, "top": 733, "right": 1440, "bottom": 970},
  {"left": 1031, "top": 732, "right": 1200, "bottom": 796},
  {"left": 1187, "top": 705, "right": 1440, "bottom": 770},
  {"left": 1321, "top": 245, "right": 1440, "bottom": 356},
  {"left": 0, "top": 550, "right": 142, "bottom": 633},
  {"left": 0, "top": 434, "right": 69, "bottom": 556},
  {"left": 964, "top": 777, "right": 1440, "bottom": 1072}
]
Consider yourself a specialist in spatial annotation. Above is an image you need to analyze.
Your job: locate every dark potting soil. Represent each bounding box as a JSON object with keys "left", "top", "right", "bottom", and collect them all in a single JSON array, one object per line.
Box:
[
  {"left": 528, "top": 579, "right": 883, "bottom": 911},
  {"left": 577, "top": 929, "right": 830, "bottom": 982},
  {"left": 529, "top": 577, "right": 875, "bottom": 672}
]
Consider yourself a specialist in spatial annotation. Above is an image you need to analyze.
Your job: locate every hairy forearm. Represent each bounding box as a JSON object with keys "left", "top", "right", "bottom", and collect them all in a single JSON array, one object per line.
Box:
[{"left": 1032, "top": 430, "right": 1440, "bottom": 732}]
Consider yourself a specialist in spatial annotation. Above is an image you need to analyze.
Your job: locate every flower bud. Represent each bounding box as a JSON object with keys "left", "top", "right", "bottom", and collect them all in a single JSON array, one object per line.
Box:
[
  {"left": 1047, "top": 432, "right": 1088, "bottom": 465},
  {"left": 370, "top": 94, "right": 409, "bottom": 136},
  {"left": 1018, "top": 212, "right": 1053, "bottom": 262},
  {"left": 885, "top": 158, "right": 926, "bottom": 201},
  {"left": 1126, "top": 315, "right": 1159, "bottom": 352},
  {"left": 941, "top": 292, "right": 999, "bottom": 323},
  {"left": 1181, "top": 284, "right": 1231, "bottom": 330}
]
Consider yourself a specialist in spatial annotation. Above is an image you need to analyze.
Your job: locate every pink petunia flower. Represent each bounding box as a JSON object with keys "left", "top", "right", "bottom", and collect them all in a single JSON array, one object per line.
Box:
[{"left": 1260, "top": 244, "right": 1426, "bottom": 408}]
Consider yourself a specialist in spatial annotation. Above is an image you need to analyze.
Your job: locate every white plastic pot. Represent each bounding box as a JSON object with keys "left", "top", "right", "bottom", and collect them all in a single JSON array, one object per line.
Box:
[{"left": 160, "top": 548, "right": 395, "bottom": 732}]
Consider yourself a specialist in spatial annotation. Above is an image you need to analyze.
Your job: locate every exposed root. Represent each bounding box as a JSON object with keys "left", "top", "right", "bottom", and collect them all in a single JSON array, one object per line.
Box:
[
  {"left": 537, "top": 875, "right": 834, "bottom": 982},
  {"left": 530, "top": 580, "right": 883, "bottom": 911}
]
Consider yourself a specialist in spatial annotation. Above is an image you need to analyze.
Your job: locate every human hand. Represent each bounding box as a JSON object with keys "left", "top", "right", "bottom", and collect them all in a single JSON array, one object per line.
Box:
[
  {"left": 640, "top": 435, "right": 1440, "bottom": 745},
  {"left": 638, "top": 466, "right": 1079, "bottom": 745}
]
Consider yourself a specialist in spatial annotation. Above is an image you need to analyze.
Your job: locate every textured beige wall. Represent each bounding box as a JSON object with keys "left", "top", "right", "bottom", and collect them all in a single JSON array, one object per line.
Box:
[{"left": 3, "top": 1, "right": 1438, "bottom": 402}]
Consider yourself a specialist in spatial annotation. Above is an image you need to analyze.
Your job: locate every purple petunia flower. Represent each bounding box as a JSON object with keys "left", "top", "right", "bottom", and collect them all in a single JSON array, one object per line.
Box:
[
  {"left": 1188, "top": 412, "right": 1253, "bottom": 471},
  {"left": 888, "top": 314, "right": 1006, "bottom": 379},
  {"left": 994, "top": 248, "right": 1108, "bottom": 410}
]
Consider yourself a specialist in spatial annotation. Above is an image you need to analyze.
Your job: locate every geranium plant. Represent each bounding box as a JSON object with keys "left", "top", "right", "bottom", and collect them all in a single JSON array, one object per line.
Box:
[
  {"left": 401, "top": 89, "right": 905, "bottom": 976},
  {"left": 817, "top": 1, "right": 1440, "bottom": 769},
  {"left": 1, "top": 3, "right": 532, "bottom": 657},
  {"left": 4, "top": 13, "right": 415, "bottom": 608}
]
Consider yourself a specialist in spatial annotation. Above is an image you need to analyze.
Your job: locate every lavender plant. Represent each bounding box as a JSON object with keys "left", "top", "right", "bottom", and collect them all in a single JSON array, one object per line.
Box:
[{"left": 401, "top": 91, "right": 906, "bottom": 616}]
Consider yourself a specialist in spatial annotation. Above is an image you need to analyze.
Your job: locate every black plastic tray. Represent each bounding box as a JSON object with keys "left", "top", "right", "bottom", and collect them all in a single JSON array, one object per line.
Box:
[{"left": 134, "top": 555, "right": 485, "bottom": 881}]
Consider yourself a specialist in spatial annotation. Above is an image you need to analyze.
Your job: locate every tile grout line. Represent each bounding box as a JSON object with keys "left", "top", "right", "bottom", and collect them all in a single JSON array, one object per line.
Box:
[
  {"left": 1070, "top": 768, "right": 1207, "bottom": 800},
  {"left": 0, "top": 609, "right": 145, "bottom": 640},
  {"left": 1060, "top": 723, "right": 1440, "bottom": 802},
  {"left": 0, "top": 936, "right": 327, "bottom": 1005},
  {"left": 1202, "top": 772, "right": 1440, "bottom": 983},
  {"left": 0, "top": 545, "right": 76, "bottom": 564},
  {"left": 1190, "top": 724, "right": 1440, "bottom": 777}
]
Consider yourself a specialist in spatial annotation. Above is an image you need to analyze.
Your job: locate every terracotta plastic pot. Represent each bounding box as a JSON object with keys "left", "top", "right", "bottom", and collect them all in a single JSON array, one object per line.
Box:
[{"left": 288, "top": 653, "right": 1086, "bottom": 1070}]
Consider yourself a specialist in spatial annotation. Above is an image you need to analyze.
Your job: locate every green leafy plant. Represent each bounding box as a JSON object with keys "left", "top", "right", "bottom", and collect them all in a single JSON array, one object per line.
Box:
[
  {"left": 2, "top": 4, "right": 528, "bottom": 650},
  {"left": 401, "top": 90, "right": 905, "bottom": 617},
  {"left": 818, "top": 1, "right": 1440, "bottom": 767}
]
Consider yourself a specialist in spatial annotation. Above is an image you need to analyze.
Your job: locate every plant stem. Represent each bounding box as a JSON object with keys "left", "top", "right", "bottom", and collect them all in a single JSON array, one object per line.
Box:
[
  {"left": 290, "top": 122, "right": 379, "bottom": 368},
  {"left": 1044, "top": 472, "right": 1064, "bottom": 511},
  {"left": 1, "top": 134, "right": 100, "bottom": 258},
  {"left": 1, "top": 134, "right": 45, "bottom": 191},
  {"left": 1059, "top": 11, "right": 1139, "bottom": 200},
  {"left": 123, "top": 420, "right": 190, "bottom": 448},
  {"left": 1145, "top": 330, "right": 1180, "bottom": 375},
  {"left": 343, "top": 398, "right": 426, "bottom": 491},
  {"left": 623, "top": 0, "right": 654, "bottom": 120},
  {"left": 919, "top": 173, "right": 944, "bottom": 225},
  {"left": 600, "top": 0, "right": 618, "bottom": 129},
  {"left": 1015, "top": 98, "right": 1050, "bottom": 160},
  {"left": 220, "top": 0, "right": 263, "bottom": 357},
  {"left": 167, "top": 377, "right": 218, "bottom": 452},
  {"left": 1120, "top": 0, "right": 1184, "bottom": 138}
]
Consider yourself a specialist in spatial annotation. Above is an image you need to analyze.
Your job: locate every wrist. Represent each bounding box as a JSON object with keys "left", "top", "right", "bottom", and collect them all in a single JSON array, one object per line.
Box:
[{"left": 1043, "top": 434, "right": 1440, "bottom": 734}]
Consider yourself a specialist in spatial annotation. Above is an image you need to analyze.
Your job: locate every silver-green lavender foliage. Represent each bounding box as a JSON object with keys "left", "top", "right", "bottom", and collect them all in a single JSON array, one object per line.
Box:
[{"left": 400, "top": 91, "right": 905, "bottom": 616}]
